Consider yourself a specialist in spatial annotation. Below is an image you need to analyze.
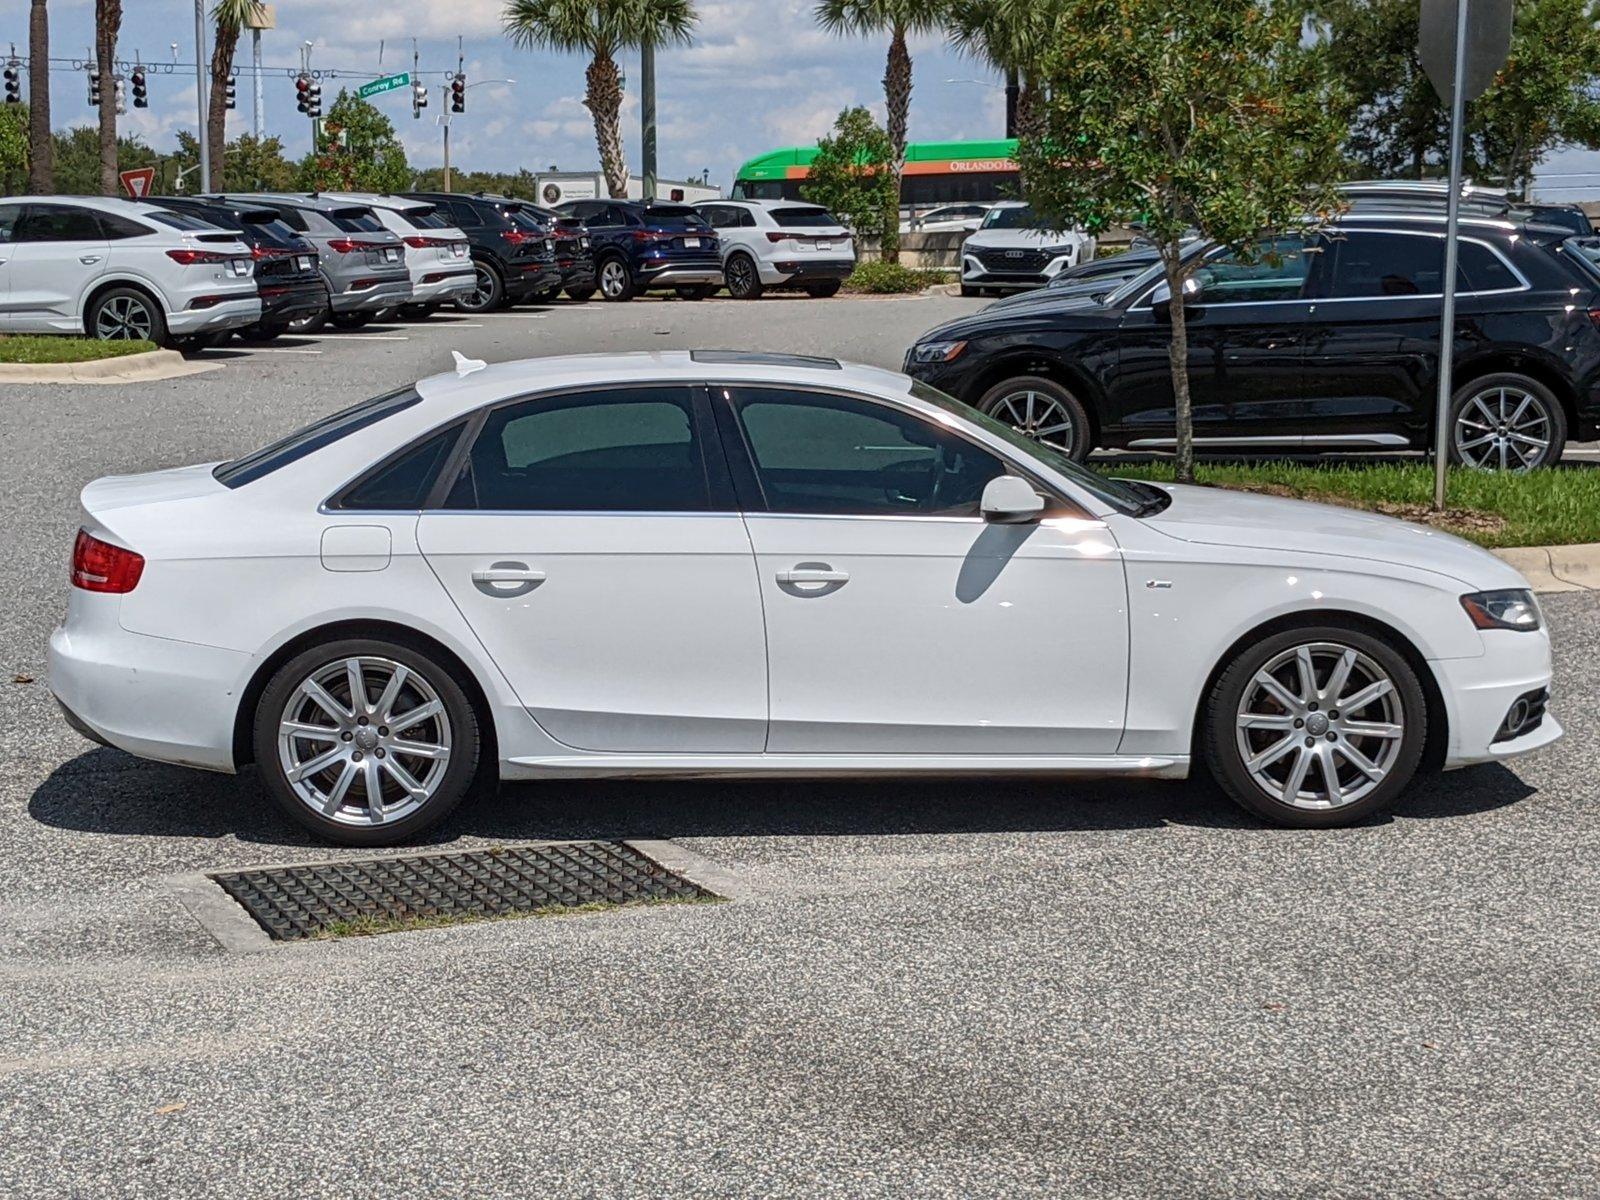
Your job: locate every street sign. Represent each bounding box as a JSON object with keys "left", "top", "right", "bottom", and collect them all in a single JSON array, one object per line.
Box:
[
  {"left": 357, "top": 72, "right": 410, "bottom": 100},
  {"left": 119, "top": 166, "right": 155, "bottom": 199},
  {"left": 1418, "top": 0, "right": 1513, "bottom": 104}
]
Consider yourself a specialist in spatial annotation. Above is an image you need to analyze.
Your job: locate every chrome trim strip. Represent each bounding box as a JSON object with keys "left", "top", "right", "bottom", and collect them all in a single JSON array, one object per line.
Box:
[{"left": 1124, "top": 433, "right": 1411, "bottom": 448}]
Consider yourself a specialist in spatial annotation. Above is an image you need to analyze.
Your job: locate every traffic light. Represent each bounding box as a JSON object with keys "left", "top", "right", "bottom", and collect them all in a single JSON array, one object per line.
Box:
[
  {"left": 3, "top": 62, "right": 19, "bottom": 105},
  {"left": 411, "top": 79, "right": 427, "bottom": 118},
  {"left": 225, "top": 72, "right": 236, "bottom": 110},
  {"left": 114, "top": 76, "right": 125, "bottom": 115},
  {"left": 295, "top": 73, "right": 320, "bottom": 118},
  {"left": 450, "top": 73, "right": 465, "bottom": 113},
  {"left": 88, "top": 67, "right": 100, "bottom": 107},
  {"left": 131, "top": 67, "right": 147, "bottom": 108}
]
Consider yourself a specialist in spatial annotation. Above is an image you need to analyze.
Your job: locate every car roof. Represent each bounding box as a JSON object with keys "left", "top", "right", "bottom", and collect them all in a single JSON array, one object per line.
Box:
[
  {"left": 9, "top": 194, "right": 165, "bottom": 217},
  {"left": 250, "top": 192, "right": 373, "bottom": 212},
  {"left": 989, "top": 200, "right": 1029, "bottom": 209},
  {"left": 319, "top": 192, "right": 436, "bottom": 214},
  {"left": 701, "top": 198, "right": 823, "bottom": 210}
]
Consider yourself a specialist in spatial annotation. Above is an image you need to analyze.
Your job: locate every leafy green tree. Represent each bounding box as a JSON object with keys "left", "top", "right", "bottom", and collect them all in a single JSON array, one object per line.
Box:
[
  {"left": 1314, "top": 0, "right": 1600, "bottom": 193},
  {"left": 815, "top": 0, "right": 950, "bottom": 263},
  {"left": 50, "top": 125, "right": 159, "bottom": 194},
  {"left": 410, "top": 166, "right": 543, "bottom": 196},
  {"left": 945, "top": 0, "right": 1055, "bottom": 149},
  {"left": 0, "top": 104, "right": 29, "bottom": 195},
  {"left": 503, "top": 0, "right": 698, "bottom": 198},
  {"left": 206, "top": 0, "right": 265, "bottom": 191},
  {"left": 172, "top": 130, "right": 296, "bottom": 193},
  {"left": 801, "top": 106, "right": 899, "bottom": 258},
  {"left": 294, "top": 90, "right": 410, "bottom": 193},
  {"left": 1018, "top": 0, "right": 1346, "bottom": 482}
]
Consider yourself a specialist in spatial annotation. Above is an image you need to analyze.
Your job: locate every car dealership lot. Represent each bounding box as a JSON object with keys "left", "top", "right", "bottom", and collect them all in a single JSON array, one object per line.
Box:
[{"left": 3, "top": 294, "right": 1599, "bottom": 1197}]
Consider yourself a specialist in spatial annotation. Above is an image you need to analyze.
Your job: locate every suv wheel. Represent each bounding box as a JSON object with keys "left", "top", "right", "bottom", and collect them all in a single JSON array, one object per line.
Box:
[
  {"left": 566, "top": 287, "right": 596, "bottom": 303},
  {"left": 89, "top": 287, "right": 167, "bottom": 346},
  {"left": 725, "top": 253, "right": 764, "bottom": 300},
  {"left": 976, "top": 375, "right": 1093, "bottom": 460},
  {"left": 253, "top": 638, "right": 483, "bottom": 846},
  {"left": 1448, "top": 372, "right": 1567, "bottom": 470},
  {"left": 329, "top": 311, "right": 372, "bottom": 330},
  {"left": 455, "top": 263, "right": 505, "bottom": 313},
  {"left": 803, "top": 280, "right": 842, "bottom": 298},
  {"left": 598, "top": 257, "right": 635, "bottom": 301},
  {"left": 675, "top": 284, "right": 716, "bottom": 301},
  {"left": 1205, "top": 625, "right": 1427, "bottom": 828}
]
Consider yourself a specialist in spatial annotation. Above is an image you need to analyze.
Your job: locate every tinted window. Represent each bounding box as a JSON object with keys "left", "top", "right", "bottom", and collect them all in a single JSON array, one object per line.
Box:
[
  {"left": 99, "top": 212, "right": 155, "bottom": 239},
  {"left": 1457, "top": 241, "right": 1521, "bottom": 291},
  {"left": 237, "top": 212, "right": 304, "bottom": 247},
  {"left": 16, "top": 205, "right": 105, "bottom": 242},
  {"left": 336, "top": 421, "right": 464, "bottom": 510},
  {"left": 147, "top": 208, "right": 224, "bottom": 232},
  {"left": 330, "top": 207, "right": 385, "bottom": 233},
  {"left": 727, "top": 387, "right": 1006, "bottom": 517},
  {"left": 772, "top": 207, "right": 836, "bottom": 227},
  {"left": 271, "top": 206, "right": 310, "bottom": 232},
  {"left": 404, "top": 206, "right": 451, "bottom": 230},
  {"left": 0, "top": 204, "right": 21, "bottom": 242},
  {"left": 1195, "top": 235, "right": 1315, "bottom": 302},
  {"left": 214, "top": 388, "right": 423, "bottom": 488},
  {"left": 1326, "top": 231, "right": 1442, "bottom": 297},
  {"left": 445, "top": 200, "right": 482, "bottom": 227},
  {"left": 641, "top": 204, "right": 709, "bottom": 230},
  {"left": 443, "top": 387, "right": 709, "bottom": 512}
]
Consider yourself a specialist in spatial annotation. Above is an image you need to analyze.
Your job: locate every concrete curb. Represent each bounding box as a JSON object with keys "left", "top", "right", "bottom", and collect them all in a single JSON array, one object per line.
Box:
[
  {"left": 0, "top": 348, "right": 222, "bottom": 385},
  {"left": 1492, "top": 544, "right": 1600, "bottom": 594}
]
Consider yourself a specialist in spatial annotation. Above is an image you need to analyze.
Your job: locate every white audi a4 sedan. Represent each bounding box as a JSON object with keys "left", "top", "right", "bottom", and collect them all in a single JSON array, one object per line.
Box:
[{"left": 50, "top": 351, "right": 1560, "bottom": 844}]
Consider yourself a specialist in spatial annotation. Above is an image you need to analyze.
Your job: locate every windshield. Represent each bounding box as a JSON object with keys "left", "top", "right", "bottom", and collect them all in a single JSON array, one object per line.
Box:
[
  {"left": 980, "top": 205, "right": 1045, "bottom": 231},
  {"left": 907, "top": 380, "right": 1147, "bottom": 513}
]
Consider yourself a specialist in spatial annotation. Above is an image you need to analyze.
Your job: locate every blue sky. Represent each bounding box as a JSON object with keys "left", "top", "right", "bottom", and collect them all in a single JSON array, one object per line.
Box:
[
  {"left": 19, "top": 0, "right": 1009, "bottom": 190},
  {"left": 16, "top": 0, "right": 1598, "bottom": 199}
]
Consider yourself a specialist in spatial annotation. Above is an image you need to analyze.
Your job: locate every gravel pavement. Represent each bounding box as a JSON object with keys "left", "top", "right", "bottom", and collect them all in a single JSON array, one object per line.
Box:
[{"left": 2, "top": 294, "right": 1597, "bottom": 1198}]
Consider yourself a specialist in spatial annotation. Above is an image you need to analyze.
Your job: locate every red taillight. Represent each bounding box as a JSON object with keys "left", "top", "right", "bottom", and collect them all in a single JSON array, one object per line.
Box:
[
  {"left": 631, "top": 229, "right": 672, "bottom": 243},
  {"left": 1587, "top": 307, "right": 1600, "bottom": 330},
  {"left": 166, "top": 248, "right": 230, "bottom": 265},
  {"left": 71, "top": 529, "right": 144, "bottom": 594},
  {"left": 250, "top": 245, "right": 291, "bottom": 260},
  {"left": 501, "top": 229, "right": 541, "bottom": 246},
  {"left": 327, "top": 238, "right": 385, "bottom": 254},
  {"left": 766, "top": 232, "right": 790, "bottom": 243}
]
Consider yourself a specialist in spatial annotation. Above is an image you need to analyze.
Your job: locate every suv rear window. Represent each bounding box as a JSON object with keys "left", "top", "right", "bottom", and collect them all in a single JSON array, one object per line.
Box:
[
  {"left": 147, "top": 209, "right": 223, "bottom": 232},
  {"left": 329, "top": 207, "right": 385, "bottom": 233},
  {"left": 402, "top": 206, "right": 451, "bottom": 230},
  {"left": 214, "top": 388, "right": 423, "bottom": 488},
  {"left": 771, "top": 207, "right": 836, "bottom": 227},
  {"left": 641, "top": 204, "right": 709, "bottom": 230}
]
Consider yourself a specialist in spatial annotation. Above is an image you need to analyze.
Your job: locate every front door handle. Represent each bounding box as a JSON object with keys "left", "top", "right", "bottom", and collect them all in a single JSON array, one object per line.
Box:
[
  {"left": 79, "top": 254, "right": 102, "bottom": 265},
  {"left": 776, "top": 567, "right": 849, "bottom": 585},
  {"left": 471, "top": 562, "right": 545, "bottom": 597}
]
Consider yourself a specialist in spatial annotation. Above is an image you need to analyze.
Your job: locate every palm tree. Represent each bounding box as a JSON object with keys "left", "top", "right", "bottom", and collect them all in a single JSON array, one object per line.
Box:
[
  {"left": 945, "top": 0, "right": 1054, "bottom": 154},
  {"left": 503, "top": 0, "right": 697, "bottom": 198},
  {"left": 94, "top": 0, "right": 120, "bottom": 195},
  {"left": 815, "top": 0, "right": 949, "bottom": 261},
  {"left": 27, "top": 0, "right": 51, "bottom": 193},
  {"left": 206, "top": 0, "right": 260, "bottom": 191}
]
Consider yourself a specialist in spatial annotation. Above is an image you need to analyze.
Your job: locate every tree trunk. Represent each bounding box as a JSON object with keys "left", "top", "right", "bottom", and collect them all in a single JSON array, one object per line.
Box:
[
  {"left": 882, "top": 23, "right": 911, "bottom": 265},
  {"left": 1163, "top": 244, "right": 1195, "bottom": 484},
  {"left": 207, "top": 22, "right": 241, "bottom": 192},
  {"left": 1014, "top": 78, "right": 1041, "bottom": 197},
  {"left": 95, "top": 0, "right": 120, "bottom": 196},
  {"left": 585, "top": 50, "right": 628, "bottom": 199},
  {"left": 27, "top": 0, "right": 51, "bottom": 193}
]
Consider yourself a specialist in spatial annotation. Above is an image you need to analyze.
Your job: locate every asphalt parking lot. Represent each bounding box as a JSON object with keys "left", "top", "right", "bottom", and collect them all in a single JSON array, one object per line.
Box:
[{"left": 3, "top": 294, "right": 1598, "bottom": 1198}]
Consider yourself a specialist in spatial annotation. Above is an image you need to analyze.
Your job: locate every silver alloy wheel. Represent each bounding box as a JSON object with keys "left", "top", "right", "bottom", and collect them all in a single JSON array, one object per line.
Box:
[
  {"left": 989, "top": 389, "right": 1076, "bottom": 453},
  {"left": 276, "top": 656, "right": 452, "bottom": 828},
  {"left": 94, "top": 294, "right": 154, "bottom": 340},
  {"left": 600, "top": 259, "right": 629, "bottom": 298},
  {"left": 1235, "top": 641, "right": 1405, "bottom": 810},
  {"left": 459, "top": 265, "right": 496, "bottom": 311},
  {"left": 1454, "top": 385, "right": 1553, "bottom": 470}
]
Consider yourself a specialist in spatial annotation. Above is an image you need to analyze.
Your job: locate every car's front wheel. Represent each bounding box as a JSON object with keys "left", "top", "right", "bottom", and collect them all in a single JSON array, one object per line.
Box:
[
  {"left": 1204, "top": 625, "right": 1428, "bottom": 827},
  {"left": 1448, "top": 372, "right": 1567, "bottom": 471},
  {"left": 253, "top": 638, "right": 482, "bottom": 846},
  {"left": 976, "top": 375, "right": 1093, "bottom": 460}
]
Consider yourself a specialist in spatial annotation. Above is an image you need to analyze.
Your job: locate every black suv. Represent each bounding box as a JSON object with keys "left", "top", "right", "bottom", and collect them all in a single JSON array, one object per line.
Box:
[
  {"left": 401, "top": 192, "right": 561, "bottom": 311},
  {"left": 146, "top": 195, "right": 326, "bottom": 338},
  {"left": 524, "top": 204, "right": 596, "bottom": 301},
  {"left": 906, "top": 211, "right": 1600, "bottom": 470},
  {"left": 556, "top": 199, "right": 722, "bottom": 301}
]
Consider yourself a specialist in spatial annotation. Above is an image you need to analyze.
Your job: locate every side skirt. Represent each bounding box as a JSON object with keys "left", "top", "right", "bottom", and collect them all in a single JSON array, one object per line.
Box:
[{"left": 501, "top": 753, "right": 1190, "bottom": 781}]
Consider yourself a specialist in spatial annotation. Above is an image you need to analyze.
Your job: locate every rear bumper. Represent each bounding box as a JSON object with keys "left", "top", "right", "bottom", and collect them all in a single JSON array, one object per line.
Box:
[
  {"left": 408, "top": 267, "right": 477, "bottom": 305},
  {"left": 166, "top": 296, "right": 262, "bottom": 335},
  {"left": 638, "top": 262, "right": 724, "bottom": 289},
  {"left": 765, "top": 258, "right": 855, "bottom": 285},
  {"left": 557, "top": 261, "right": 596, "bottom": 290},
  {"left": 505, "top": 262, "right": 564, "bottom": 299},
  {"left": 256, "top": 280, "right": 328, "bottom": 326},
  {"left": 329, "top": 276, "right": 412, "bottom": 313}
]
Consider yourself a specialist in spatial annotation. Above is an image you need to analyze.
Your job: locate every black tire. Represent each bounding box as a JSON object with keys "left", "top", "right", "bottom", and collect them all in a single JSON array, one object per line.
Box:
[
  {"left": 252, "top": 322, "right": 288, "bottom": 340},
  {"left": 1446, "top": 371, "right": 1567, "bottom": 470},
  {"left": 174, "top": 331, "right": 227, "bottom": 354},
  {"left": 454, "top": 262, "right": 506, "bottom": 312},
  {"left": 565, "top": 286, "right": 596, "bottom": 303},
  {"left": 329, "top": 310, "right": 373, "bottom": 330},
  {"left": 597, "top": 256, "right": 636, "bottom": 301},
  {"left": 803, "top": 280, "right": 842, "bottom": 298},
  {"left": 1204, "top": 623, "right": 1429, "bottom": 829},
  {"left": 87, "top": 286, "right": 169, "bottom": 347},
  {"left": 396, "top": 303, "right": 434, "bottom": 321},
  {"left": 532, "top": 286, "right": 563, "bottom": 303},
  {"left": 288, "top": 302, "right": 329, "bottom": 335},
  {"left": 253, "top": 637, "right": 483, "bottom": 847},
  {"left": 976, "top": 374, "right": 1094, "bottom": 461},
  {"left": 725, "top": 252, "right": 764, "bottom": 300},
  {"left": 959, "top": 283, "right": 981, "bottom": 298},
  {"left": 675, "top": 284, "right": 716, "bottom": 301}
]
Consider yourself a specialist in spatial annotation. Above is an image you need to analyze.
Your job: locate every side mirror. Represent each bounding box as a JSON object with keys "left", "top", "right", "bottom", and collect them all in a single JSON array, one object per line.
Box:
[
  {"left": 1149, "top": 276, "right": 1201, "bottom": 320},
  {"left": 980, "top": 475, "right": 1045, "bottom": 524}
]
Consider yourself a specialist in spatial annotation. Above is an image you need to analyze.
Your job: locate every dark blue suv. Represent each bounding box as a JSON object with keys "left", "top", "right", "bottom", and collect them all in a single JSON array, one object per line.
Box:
[{"left": 556, "top": 199, "right": 722, "bottom": 301}]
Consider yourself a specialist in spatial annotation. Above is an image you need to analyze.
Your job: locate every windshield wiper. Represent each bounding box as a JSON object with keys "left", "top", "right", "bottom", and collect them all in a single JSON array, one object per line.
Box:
[{"left": 1122, "top": 479, "right": 1173, "bottom": 517}]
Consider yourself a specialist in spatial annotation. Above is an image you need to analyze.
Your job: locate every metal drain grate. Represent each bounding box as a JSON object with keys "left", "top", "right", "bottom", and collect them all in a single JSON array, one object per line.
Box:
[{"left": 210, "top": 841, "right": 712, "bottom": 941}]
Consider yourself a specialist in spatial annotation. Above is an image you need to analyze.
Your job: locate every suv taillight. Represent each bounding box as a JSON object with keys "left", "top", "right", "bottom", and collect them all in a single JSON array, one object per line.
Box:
[
  {"left": 326, "top": 238, "right": 385, "bottom": 254},
  {"left": 250, "top": 245, "right": 291, "bottom": 260},
  {"left": 404, "top": 235, "right": 451, "bottom": 248},
  {"left": 166, "top": 248, "right": 231, "bottom": 264},
  {"left": 71, "top": 529, "right": 144, "bottom": 593}
]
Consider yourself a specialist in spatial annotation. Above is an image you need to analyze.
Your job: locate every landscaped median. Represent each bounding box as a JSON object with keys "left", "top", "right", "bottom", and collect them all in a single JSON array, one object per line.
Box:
[
  {"left": 0, "top": 335, "right": 218, "bottom": 384},
  {"left": 1099, "top": 461, "right": 1600, "bottom": 592},
  {"left": 0, "top": 334, "right": 159, "bottom": 364}
]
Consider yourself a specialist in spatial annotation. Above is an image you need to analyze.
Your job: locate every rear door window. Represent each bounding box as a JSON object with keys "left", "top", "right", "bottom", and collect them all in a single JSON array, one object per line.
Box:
[{"left": 1324, "top": 231, "right": 1442, "bottom": 297}]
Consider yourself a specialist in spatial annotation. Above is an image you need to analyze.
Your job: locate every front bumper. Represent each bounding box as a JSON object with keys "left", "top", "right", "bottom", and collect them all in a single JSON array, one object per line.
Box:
[
  {"left": 1433, "top": 629, "right": 1562, "bottom": 768},
  {"left": 329, "top": 276, "right": 412, "bottom": 314},
  {"left": 961, "top": 251, "right": 1079, "bottom": 291},
  {"left": 166, "top": 295, "right": 262, "bottom": 335}
]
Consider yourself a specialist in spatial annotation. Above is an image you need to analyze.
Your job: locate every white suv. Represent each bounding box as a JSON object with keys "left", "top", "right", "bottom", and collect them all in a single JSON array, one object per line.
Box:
[
  {"left": 0, "top": 195, "right": 259, "bottom": 347},
  {"left": 959, "top": 200, "right": 1095, "bottom": 296},
  {"left": 318, "top": 193, "right": 475, "bottom": 318},
  {"left": 694, "top": 199, "right": 854, "bottom": 299}
]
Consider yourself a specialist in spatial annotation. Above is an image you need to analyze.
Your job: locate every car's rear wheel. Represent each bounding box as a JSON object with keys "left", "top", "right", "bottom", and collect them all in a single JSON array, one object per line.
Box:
[
  {"left": 566, "top": 286, "right": 596, "bottom": 303},
  {"left": 725, "top": 253, "right": 764, "bottom": 300},
  {"left": 675, "top": 284, "right": 716, "bottom": 301},
  {"left": 976, "top": 375, "right": 1093, "bottom": 460},
  {"left": 455, "top": 263, "right": 505, "bottom": 312},
  {"left": 1204, "top": 625, "right": 1428, "bottom": 828},
  {"left": 329, "top": 311, "right": 372, "bottom": 330},
  {"left": 1448, "top": 372, "right": 1567, "bottom": 471},
  {"left": 89, "top": 287, "right": 168, "bottom": 346},
  {"left": 532, "top": 286, "right": 563, "bottom": 303},
  {"left": 598, "top": 257, "right": 635, "bottom": 301},
  {"left": 803, "top": 280, "right": 842, "bottom": 298},
  {"left": 254, "top": 638, "right": 482, "bottom": 846},
  {"left": 396, "top": 303, "right": 434, "bottom": 320},
  {"left": 288, "top": 300, "right": 329, "bottom": 335}
]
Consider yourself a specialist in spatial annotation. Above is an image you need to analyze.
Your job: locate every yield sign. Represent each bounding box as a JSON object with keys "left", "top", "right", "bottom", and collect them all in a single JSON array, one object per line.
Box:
[{"left": 119, "top": 166, "right": 156, "bottom": 199}]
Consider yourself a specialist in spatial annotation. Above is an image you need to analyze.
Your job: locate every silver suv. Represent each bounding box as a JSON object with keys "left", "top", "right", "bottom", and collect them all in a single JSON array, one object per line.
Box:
[{"left": 238, "top": 194, "right": 412, "bottom": 331}]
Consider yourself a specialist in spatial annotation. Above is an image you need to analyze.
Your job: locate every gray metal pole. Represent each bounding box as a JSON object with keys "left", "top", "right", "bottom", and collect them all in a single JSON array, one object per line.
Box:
[
  {"left": 443, "top": 120, "right": 451, "bottom": 192},
  {"left": 195, "top": 0, "right": 210, "bottom": 188},
  {"left": 641, "top": 40, "right": 656, "bottom": 200},
  {"left": 1432, "top": 0, "right": 1471, "bottom": 510},
  {"left": 252, "top": 28, "right": 264, "bottom": 139}
]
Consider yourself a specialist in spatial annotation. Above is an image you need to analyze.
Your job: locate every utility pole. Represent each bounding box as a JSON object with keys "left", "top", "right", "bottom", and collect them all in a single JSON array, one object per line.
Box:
[
  {"left": 641, "top": 40, "right": 656, "bottom": 200},
  {"left": 246, "top": 4, "right": 275, "bottom": 140},
  {"left": 194, "top": 0, "right": 209, "bottom": 190}
]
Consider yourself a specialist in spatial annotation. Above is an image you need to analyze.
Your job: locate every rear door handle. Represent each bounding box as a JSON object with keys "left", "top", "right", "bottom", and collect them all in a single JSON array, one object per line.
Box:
[
  {"left": 775, "top": 566, "right": 849, "bottom": 585},
  {"left": 471, "top": 562, "right": 545, "bottom": 596},
  {"left": 79, "top": 255, "right": 102, "bottom": 265}
]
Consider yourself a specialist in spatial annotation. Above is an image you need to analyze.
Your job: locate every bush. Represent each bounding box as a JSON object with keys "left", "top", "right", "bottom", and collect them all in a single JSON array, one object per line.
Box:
[{"left": 844, "top": 261, "right": 946, "bottom": 294}]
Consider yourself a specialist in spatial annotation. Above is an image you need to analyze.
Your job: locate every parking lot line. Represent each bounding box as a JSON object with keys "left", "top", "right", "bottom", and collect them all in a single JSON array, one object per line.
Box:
[
  {"left": 246, "top": 347, "right": 323, "bottom": 355},
  {"left": 337, "top": 334, "right": 411, "bottom": 341}
]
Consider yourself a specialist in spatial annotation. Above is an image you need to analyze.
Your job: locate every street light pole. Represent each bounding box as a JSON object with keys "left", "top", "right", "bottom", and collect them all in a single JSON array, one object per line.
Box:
[
  {"left": 1432, "top": 0, "right": 1471, "bottom": 510},
  {"left": 194, "top": 0, "right": 210, "bottom": 188}
]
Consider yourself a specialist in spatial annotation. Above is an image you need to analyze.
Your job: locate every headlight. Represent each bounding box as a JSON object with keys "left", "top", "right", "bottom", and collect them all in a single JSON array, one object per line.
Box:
[
  {"left": 909, "top": 340, "right": 967, "bottom": 364},
  {"left": 1460, "top": 589, "right": 1542, "bottom": 631},
  {"left": 1042, "top": 245, "right": 1079, "bottom": 258}
]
